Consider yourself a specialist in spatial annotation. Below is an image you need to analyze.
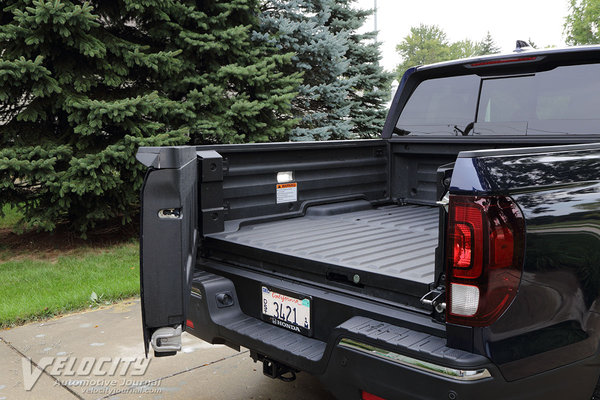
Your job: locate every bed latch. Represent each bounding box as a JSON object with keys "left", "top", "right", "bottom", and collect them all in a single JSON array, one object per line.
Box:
[{"left": 436, "top": 192, "right": 450, "bottom": 212}]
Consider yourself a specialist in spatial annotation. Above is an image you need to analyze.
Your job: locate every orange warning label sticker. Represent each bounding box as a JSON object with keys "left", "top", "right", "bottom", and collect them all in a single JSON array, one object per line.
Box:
[
  {"left": 276, "top": 183, "right": 297, "bottom": 189},
  {"left": 276, "top": 182, "right": 297, "bottom": 203}
]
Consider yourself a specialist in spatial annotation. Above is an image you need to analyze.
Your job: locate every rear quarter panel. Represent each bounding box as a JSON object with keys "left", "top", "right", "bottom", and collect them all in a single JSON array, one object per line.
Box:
[{"left": 451, "top": 143, "right": 600, "bottom": 381}]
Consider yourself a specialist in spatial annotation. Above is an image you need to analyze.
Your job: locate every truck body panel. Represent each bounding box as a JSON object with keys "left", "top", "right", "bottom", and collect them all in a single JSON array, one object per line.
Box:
[{"left": 451, "top": 144, "right": 600, "bottom": 382}]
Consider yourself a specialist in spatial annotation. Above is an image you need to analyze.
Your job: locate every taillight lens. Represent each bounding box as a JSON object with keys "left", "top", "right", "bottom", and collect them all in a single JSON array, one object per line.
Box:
[
  {"left": 446, "top": 195, "right": 525, "bottom": 326},
  {"left": 362, "top": 391, "right": 386, "bottom": 400},
  {"left": 451, "top": 205, "right": 483, "bottom": 278}
]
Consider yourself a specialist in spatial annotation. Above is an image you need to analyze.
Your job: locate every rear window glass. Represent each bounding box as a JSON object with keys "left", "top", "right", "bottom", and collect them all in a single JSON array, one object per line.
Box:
[
  {"left": 477, "top": 76, "right": 533, "bottom": 123},
  {"left": 396, "top": 75, "right": 480, "bottom": 135},
  {"left": 395, "top": 63, "right": 600, "bottom": 136}
]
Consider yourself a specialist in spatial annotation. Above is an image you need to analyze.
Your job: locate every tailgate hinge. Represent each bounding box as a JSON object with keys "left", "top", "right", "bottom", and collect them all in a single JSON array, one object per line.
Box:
[
  {"left": 150, "top": 325, "right": 182, "bottom": 356},
  {"left": 420, "top": 288, "right": 446, "bottom": 313}
]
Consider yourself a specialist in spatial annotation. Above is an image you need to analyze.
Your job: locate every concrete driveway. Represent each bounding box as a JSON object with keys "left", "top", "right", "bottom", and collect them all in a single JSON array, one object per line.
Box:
[{"left": 0, "top": 299, "right": 335, "bottom": 400}]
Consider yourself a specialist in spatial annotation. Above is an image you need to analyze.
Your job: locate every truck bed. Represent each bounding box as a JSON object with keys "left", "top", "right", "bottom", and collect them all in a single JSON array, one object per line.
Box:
[{"left": 206, "top": 204, "right": 439, "bottom": 285}]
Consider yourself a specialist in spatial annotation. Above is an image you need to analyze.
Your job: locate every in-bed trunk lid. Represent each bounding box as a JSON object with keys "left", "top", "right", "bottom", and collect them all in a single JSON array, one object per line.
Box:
[{"left": 203, "top": 202, "right": 439, "bottom": 308}]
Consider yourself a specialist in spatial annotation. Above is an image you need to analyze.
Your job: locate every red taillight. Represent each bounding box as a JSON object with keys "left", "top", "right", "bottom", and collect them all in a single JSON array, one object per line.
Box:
[
  {"left": 446, "top": 195, "right": 525, "bottom": 327},
  {"left": 186, "top": 319, "right": 194, "bottom": 329},
  {"left": 451, "top": 205, "right": 483, "bottom": 278},
  {"left": 362, "top": 391, "right": 386, "bottom": 400}
]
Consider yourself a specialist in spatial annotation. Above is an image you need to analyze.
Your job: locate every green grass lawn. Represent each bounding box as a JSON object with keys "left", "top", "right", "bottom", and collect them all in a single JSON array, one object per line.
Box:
[{"left": 0, "top": 242, "right": 140, "bottom": 328}]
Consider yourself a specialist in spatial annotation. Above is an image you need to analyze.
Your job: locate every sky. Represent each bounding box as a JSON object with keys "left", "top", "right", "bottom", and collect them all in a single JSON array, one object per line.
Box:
[{"left": 355, "top": 0, "right": 571, "bottom": 74}]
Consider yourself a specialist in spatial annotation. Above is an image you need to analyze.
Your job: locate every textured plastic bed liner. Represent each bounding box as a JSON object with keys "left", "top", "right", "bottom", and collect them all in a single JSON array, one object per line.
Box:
[{"left": 206, "top": 204, "right": 439, "bottom": 285}]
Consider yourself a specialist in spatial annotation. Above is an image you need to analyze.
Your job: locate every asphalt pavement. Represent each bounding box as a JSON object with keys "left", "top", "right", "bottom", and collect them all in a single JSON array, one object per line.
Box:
[{"left": 0, "top": 299, "right": 335, "bottom": 400}]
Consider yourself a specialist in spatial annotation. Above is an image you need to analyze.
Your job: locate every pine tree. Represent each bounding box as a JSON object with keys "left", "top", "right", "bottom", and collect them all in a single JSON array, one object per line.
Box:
[
  {"left": 0, "top": 0, "right": 190, "bottom": 234},
  {"left": 261, "top": 0, "right": 352, "bottom": 140},
  {"left": 328, "top": 0, "right": 393, "bottom": 138},
  {"left": 478, "top": 31, "right": 501, "bottom": 55},
  {"left": 161, "top": 0, "right": 302, "bottom": 144},
  {"left": 0, "top": 0, "right": 300, "bottom": 234},
  {"left": 261, "top": 0, "right": 391, "bottom": 140}
]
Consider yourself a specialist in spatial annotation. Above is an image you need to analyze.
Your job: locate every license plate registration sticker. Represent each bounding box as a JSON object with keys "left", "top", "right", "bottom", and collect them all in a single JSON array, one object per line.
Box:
[{"left": 261, "top": 286, "right": 312, "bottom": 336}]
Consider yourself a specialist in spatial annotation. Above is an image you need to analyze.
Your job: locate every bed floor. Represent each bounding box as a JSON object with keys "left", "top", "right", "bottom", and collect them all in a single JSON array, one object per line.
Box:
[{"left": 206, "top": 204, "right": 440, "bottom": 284}]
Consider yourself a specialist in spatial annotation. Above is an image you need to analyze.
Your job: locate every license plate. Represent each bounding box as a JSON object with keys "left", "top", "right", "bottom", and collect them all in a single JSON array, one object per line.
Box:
[{"left": 261, "top": 286, "right": 312, "bottom": 336}]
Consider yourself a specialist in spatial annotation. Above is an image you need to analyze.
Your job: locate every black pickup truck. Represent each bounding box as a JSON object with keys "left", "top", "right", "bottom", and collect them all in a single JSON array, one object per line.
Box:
[{"left": 136, "top": 46, "right": 600, "bottom": 400}]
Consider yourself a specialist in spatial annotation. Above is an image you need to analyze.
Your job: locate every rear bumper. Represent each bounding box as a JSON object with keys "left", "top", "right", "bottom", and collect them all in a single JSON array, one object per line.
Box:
[
  {"left": 322, "top": 340, "right": 598, "bottom": 400},
  {"left": 185, "top": 268, "right": 598, "bottom": 400}
]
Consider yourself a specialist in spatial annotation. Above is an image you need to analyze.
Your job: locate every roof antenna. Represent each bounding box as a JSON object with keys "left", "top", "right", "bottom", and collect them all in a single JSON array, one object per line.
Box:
[{"left": 514, "top": 40, "right": 531, "bottom": 52}]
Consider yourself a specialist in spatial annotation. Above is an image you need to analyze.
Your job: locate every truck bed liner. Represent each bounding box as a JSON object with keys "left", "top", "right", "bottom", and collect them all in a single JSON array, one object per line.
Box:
[{"left": 206, "top": 204, "right": 439, "bottom": 284}]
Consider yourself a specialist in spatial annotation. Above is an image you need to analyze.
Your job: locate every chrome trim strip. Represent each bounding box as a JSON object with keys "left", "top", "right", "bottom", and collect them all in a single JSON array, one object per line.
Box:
[{"left": 339, "top": 339, "right": 492, "bottom": 381}]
